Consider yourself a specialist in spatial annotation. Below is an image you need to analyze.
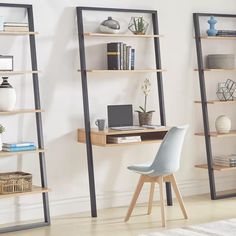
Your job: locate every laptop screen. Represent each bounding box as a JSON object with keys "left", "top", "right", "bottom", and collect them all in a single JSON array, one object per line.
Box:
[{"left": 107, "top": 105, "right": 133, "bottom": 127}]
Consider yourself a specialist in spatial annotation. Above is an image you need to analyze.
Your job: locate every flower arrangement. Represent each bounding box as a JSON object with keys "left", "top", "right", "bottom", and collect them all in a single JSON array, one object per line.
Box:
[{"left": 136, "top": 79, "right": 155, "bottom": 125}]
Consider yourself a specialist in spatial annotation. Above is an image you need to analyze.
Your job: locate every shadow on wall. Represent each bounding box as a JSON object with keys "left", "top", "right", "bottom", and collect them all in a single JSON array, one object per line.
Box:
[{"left": 41, "top": 7, "right": 79, "bottom": 114}]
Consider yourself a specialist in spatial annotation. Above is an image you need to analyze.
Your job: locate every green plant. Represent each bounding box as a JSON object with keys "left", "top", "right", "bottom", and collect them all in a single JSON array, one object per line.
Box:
[
  {"left": 135, "top": 79, "right": 155, "bottom": 114},
  {"left": 0, "top": 124, "right": 5, "bottom": 134},
  {"left": 134, "top": 17, "right": 145, "bottom": 33}
]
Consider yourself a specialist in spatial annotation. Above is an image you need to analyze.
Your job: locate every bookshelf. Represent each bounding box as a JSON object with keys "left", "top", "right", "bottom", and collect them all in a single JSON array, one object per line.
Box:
[
  {"left": 193, "top": 12, "right": 236, "bottom": 201},
  {"left": 0, "top": 3, "right": 50, "bottom": 234},
  {"left": 77, "top": 6, "right": 172, "bottom": 218}
]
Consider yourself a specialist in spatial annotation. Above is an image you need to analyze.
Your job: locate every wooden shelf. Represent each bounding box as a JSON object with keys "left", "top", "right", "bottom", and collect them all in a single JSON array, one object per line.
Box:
[
  {"left": 194, "top": 68, "right": 236, "bottom": 72},
  {"left": 195, "top": 130, "right": 236, "bottom": 138},
  {"left": 0, "top": 70, "right": 40, "bottom": 76},
  {"left": 0, "top": 186, "right": 49, "bottom": 199},
  {"left": 194, "top": 100, "right": 236, "bottom": 104},
  {"left": 78, "top": 127, "right": 168, "bottom": 147},
  {"left": 0, "top": 148, "right": 45, "bottom": 157},
  {"left": 200, "top": 36, "right": 236, "bottom": 40},
  {"left": 83, "top": 32, "right": 162, "bottom": 38},
  {"left": 78, "top": 69, "right": 166, "bottom": 73},
  {"left": 195, "top": 164, "right": 236, "bottom": 172},
  {"left": 0, "top": 31, "right": 38, "bottom": 36},
  {"left": 0, "top": 109, "right": 43, "bottom": 115}
]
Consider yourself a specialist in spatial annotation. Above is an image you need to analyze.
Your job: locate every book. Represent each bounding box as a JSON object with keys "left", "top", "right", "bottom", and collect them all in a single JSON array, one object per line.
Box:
[
  {"left": 120, "top": 42, "right": 123, "bottom": 70},
  {"left": 4, "top": 22, "right": 28, "bottom": 27},
  {"left": 108, "top": 136, "right": 141, "bottom": 143},
  {"left": 126, "top": 46, "right": 132, "bottom": 70},
  {"left": 131, "top": 48, "right": 135, "bottom": 70},
  {"left": 107, "top": 42, "right": 121, "bottom": 70},
  {"left": 4, "top": 26, "right": 29, "bottom": 32},
  {"left": 123, "top": 44, "right": 127, "bottom": 70},
  {"left": 3, "top": 142, "right": 35, "bottom": 148},
  {"left": 2, "top": 145, "right": 36, "bottom": 152},
  {"left": 216, "top": 30, "right": 236, "bottom": 37}
]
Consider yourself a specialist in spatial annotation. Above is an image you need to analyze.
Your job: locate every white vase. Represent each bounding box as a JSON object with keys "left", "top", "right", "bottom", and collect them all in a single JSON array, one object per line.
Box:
[
  {"left": 215, "top": 115, "right": 231, "bottom": 134},
  {"left": 0, "top": 77, "right": 16, "bottom": 111}
]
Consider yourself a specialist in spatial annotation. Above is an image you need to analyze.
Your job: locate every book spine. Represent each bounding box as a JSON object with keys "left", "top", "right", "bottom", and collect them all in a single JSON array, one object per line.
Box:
[
  {"left": 131, "top": 48, "right": 135, "bottom": 70},
  {"left": 126, "top": 46, "right": 132, "bottom": 70},
  {"left": 123, "top": 44, "right": 127, "bottom": 70},
  {"left": 107, "top": 42, "right": 121, "bottom": 70},
  {"left": 120, "top": 42, "right": 123, "bottom": 70},
  {"left": 3, "top": 142, "right": 35, "bottom": 148},
  {"left": 2, "top": 146, "right": 36, "bottom": 152}
]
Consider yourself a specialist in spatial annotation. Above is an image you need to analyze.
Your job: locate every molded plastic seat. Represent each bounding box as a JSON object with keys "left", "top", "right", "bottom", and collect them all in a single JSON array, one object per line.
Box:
[
  {"left": 127, "top": 125, "right": 188, "bottom": 176},
  {"left": 125, "top": 125, "right": 189, "bottom": 226}
]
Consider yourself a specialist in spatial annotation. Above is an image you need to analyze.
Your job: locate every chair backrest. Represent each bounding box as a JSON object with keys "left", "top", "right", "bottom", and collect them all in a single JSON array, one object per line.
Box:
[{"left": 149, "top": 125, "right": 188, "bottom": 177}]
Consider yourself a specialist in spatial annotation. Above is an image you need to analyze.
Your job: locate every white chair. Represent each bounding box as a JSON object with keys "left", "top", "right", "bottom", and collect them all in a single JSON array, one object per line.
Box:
[{"left": 124, "top": 125, "right": 188, "bottom": 227}]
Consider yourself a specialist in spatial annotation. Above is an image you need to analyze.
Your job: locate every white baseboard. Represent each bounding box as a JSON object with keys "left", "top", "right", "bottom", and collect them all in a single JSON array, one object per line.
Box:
[{"left": 0, "top": 175, "right": 235, "bottom": 224}]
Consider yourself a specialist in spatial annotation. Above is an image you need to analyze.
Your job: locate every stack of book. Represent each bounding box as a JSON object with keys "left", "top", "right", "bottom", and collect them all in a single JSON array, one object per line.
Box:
[
  {"left": 108, "top": 136, "right": 141, "bottom": 144},
  {"left": 2, "top": 142, "right": 37, "bottom": 152},
  {"left": 213, "top": 155, "right": 236, "bottom": 167},
  {"left": 216, "top": 30, "right": 236, "bottom": 37},
  {"left": 4, "top": 22, "right": 29, "bottom": 32},
  {"left": 107, "top": 42, "right": 135, "bottom": 70}
]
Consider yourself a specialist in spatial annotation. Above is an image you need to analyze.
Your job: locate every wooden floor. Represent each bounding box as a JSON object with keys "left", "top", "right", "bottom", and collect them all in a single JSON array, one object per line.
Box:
[{"left": 3, "top": 194, "right": 236, "bottom": 236}]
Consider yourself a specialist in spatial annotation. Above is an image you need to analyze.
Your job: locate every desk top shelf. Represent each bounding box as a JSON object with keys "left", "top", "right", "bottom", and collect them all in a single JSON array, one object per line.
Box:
[
  {"left": 78, "top": 127, "right": 168, "bottom": 147},
  {"left": 83, "top": 32, "right": 162, "bottom": 38}
]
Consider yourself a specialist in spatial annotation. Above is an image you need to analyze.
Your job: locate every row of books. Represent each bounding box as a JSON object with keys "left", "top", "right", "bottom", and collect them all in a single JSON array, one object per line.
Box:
[
  {"left": 2, "top": 142, "right": 36, "bottom": 152},
  {"left": 107, "top": 42, "right": 135, "bottom": 70},
  {"left": 216, "top": 30, "right": 236, "bottom": 37},
  {"left": 213, "top": 155, "right": 236, "bottom": 167},
  {"left": 108, "top": 136, "right": 141, "bottom": 144},
  {"left": 3, "top": 22, "right": 29, "bottom": 32}
]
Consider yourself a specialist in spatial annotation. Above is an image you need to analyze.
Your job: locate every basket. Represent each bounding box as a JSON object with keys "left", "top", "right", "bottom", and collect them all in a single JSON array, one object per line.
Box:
[{"left": 0, "top": 171, "right": 32, "bottom": 194}]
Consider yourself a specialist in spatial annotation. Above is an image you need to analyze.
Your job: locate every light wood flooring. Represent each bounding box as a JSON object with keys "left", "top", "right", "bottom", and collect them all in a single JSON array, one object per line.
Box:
[{"left": 3, "top": 194, "right": 236, "bottom": 236}]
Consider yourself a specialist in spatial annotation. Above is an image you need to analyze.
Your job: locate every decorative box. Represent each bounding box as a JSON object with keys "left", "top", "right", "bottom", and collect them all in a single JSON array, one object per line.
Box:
[{"left": 207, "top": 54, "right": 235, "bottom": 69}]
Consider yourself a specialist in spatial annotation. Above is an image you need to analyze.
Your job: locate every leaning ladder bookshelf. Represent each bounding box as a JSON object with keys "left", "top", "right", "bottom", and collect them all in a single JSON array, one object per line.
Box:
[
  {"left": 193, "top": 13, "right": 236, "bottom": 200},
  {"left": 0, "top": 3, "right": 50, "bottom": 233},
  {"left": 77, "top": 6, "right": 173, "bottom": 217}
]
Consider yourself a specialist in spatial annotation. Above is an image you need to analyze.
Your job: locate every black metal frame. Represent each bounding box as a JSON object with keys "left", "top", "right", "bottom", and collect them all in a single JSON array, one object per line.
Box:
[
  {"left": 77, "top": 6, "right": 172, "bottom": 218},
  {"left": 193, "top": 13, "right": 236, "bottom": 200},
  {"left": 0, "top": 3, "right": 50, "bottom": 233}
]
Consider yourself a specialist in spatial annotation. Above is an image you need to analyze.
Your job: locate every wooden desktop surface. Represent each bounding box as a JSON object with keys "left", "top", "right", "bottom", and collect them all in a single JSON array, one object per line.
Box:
[{"left": 78, "top": 127, "right": 169, "bottom": 147}]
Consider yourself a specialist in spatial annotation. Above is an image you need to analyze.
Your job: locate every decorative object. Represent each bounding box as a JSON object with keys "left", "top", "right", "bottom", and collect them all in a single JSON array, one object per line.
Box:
[
  {"left": 207, "top": 54, "right": 235, "bottom": 69},
  {"left": 95, "top": 119, "right": 106, "bottom": 131},
  {"left": 0, "top": 171, "right": 32, "bottom": 194},
  {"left": 207, "top": 16, "right": 218, "bottom": 36},
  {"left": 216, "top": 79, "right": 236, "bottom": 101},
  {"left": 99, "top": 17, "right": 120, "bottom": 34},
  {"left": 136, "top": 78, "right": 155, "bottom": 126},
  {"left": 128, "top": 17, "right": 149, "bottom": 35},
  {"left": 0, "top": 77, "right": 16, "bottom": 111},
  {"left": 0, "top": 55, "right": 13, "bottom": 71},
  {"left": 0, "top": 16, "right": 4, "bottom": 31},
  {"left": 215, "top": 115, "right": 231, "bottom": 134},
  {"left": 0, "top": 124, "right": 5, "bottom": 152},
  {"left": 140, "top": 218, "right": 236, "bottom": 236}
]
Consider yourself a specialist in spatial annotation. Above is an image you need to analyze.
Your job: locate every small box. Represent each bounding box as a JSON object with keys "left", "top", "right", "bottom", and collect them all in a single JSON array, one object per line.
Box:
[
  {"left": 0, "top": 56, "right": 13, "bottom": 71},
  {"left": 207, "top": 54, "right": 235, "bottom": 69}
]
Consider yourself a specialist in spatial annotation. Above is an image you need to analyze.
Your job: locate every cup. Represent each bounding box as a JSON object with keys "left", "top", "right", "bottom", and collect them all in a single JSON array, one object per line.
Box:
[{"left": 95, "top": 119, "right": 106, "bottom": 131}]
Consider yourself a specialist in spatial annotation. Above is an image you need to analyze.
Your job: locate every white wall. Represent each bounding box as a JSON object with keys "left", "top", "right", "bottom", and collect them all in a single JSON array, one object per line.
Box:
[{"left": 0, "top": 0, "right": 236, "bottom": 223}]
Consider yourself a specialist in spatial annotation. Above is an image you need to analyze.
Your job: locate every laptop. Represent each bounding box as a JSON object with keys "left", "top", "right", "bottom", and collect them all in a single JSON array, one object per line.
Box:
[{"left": 107, "top": 104, "right": 144, "bottom": 131}]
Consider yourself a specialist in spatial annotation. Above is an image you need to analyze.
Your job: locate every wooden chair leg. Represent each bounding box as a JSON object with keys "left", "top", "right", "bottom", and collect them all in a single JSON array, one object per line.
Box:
[
  {"left": 158, "top": 176, "right": 166, "bottom": 227},
  {"left": 170, "top": 174, "right": 188, "bottom": 219},
  {"left": 147, "top": 182, "right": 155, "bottom": 215},
  {"left": 125, "top": 175, "right": 144, "bottom": 222}
]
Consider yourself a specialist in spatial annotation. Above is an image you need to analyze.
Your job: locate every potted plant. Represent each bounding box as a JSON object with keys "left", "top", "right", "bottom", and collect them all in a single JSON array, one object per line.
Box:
[
  {"left": 0, "top": 124, "right": 5, "bottom": 151},
  {"left": 136, "top": 79, "right": 155, "bottom": 126},
  {"left": 128, "top": 17, "right": 149, "bottom": 35}
]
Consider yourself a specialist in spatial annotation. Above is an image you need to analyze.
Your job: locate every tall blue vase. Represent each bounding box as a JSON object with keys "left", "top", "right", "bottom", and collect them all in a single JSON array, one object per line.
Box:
[{"left": 207, "top": 16, "right": 218, "bottom": 36}]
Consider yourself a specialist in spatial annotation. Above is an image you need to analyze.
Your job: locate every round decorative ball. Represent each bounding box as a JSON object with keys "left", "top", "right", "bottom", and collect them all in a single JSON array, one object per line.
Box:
[
  {"left": 215, "top": 115, "right": 231, "bottom": 134},
  {"left": 99, "top": 17, "right": 120, "bottom": 34}
]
